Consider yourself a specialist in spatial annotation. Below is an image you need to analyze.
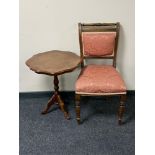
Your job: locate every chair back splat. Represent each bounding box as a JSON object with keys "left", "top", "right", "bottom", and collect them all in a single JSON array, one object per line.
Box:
[{"left": 78, "top": 23, "right": 120, "bottom": 68}]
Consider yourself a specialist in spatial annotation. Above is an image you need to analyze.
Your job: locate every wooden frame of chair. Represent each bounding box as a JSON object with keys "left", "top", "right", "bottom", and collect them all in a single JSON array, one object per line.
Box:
[{"left": 75, "top": 22, "right": 127, "bottom": 125}]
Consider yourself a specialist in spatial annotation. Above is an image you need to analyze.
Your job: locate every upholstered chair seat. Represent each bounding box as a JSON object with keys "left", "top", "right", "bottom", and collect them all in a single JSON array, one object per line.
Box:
[{"left": 76, "top": 65, "right": 126, "bottom": 94}]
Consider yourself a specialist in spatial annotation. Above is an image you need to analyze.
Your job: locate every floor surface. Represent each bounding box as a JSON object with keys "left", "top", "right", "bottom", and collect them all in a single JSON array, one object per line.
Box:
[{"left": 19, "top": 92, "right": 135, "bottom": 155}]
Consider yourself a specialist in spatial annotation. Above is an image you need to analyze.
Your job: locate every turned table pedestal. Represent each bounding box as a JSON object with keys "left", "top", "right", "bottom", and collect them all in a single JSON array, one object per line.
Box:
[{"left": 26, "top": 50, "right": 81, "bottom": 119}]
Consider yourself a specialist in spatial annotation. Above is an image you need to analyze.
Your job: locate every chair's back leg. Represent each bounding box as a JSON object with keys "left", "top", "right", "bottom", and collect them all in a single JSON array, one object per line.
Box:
[
  {"left": 118, "top": 94, "right": 127, "bottom": 125},
  {"left": 75, "top": 94, "right": 81, "bottom": 124}
]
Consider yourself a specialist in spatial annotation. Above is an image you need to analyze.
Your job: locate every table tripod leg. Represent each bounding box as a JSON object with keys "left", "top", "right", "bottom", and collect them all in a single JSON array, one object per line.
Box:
[
  {"left": 57, "top": 95, "right": 70, "bottom": 120},
  {"left": 41, "top": 94, "right": 56, "bottom": 114},
  {"left": 41, "top": 75, "right": 70, "bottom": 120}
]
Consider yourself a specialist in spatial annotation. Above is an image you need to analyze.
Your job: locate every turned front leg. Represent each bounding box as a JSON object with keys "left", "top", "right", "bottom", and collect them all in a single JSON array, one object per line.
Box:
[
  {"left": 75, "top": 94, "right": 81, "bottom": 124},
  {"left": 118, "top": 94, "right": 126, "bottom": 125}
]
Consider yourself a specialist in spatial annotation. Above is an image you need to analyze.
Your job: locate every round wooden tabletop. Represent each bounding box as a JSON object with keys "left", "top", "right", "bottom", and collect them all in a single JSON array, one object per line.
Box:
[{"left": 26, "top": 50, "right": 82, "bottom": 76}]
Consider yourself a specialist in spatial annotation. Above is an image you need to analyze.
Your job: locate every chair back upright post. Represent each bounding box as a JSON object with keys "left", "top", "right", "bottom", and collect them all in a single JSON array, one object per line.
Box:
[{"left": 78, "top": 22, "right": 120, "bottom": 68}]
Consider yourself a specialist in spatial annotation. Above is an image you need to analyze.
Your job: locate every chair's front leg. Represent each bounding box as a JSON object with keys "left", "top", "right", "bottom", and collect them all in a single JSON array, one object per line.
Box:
[
  {"left": 75, "top": 94, "right": 81, "bottom": 124},
  {"left": 118, "top": 94, "right": 126, "bottom": 125}
]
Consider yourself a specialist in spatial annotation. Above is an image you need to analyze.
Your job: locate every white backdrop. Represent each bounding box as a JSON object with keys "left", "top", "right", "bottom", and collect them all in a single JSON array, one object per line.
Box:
[{"left": 19, "top": 0, "right": 135, "bottom": 92}]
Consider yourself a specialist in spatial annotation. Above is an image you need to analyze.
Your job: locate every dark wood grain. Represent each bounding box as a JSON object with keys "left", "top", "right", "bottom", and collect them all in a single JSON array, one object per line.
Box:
[
  {"left": 75, "top": 94, "right": 81, "bottom": 124},
  {"left": 26, "top": 50, "right": 82, "bottom": 76},
  {"left": 118, "top": 94, "right": 126, "bottom": 125}
]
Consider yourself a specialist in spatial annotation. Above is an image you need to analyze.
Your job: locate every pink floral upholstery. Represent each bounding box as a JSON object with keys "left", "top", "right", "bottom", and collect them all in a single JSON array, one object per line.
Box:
[
  {"left": 75, "top": 65, "right": 126, "bottom": 93},
  {"left": 82, "top": 32, "right": 116, "bottom": 56}
]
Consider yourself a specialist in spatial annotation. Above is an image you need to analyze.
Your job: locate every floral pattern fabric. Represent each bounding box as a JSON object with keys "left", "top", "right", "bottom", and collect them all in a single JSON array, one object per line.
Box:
[
  {"left": 82, "top": 32, "right": 116, "bottom": 56},
  {"left": 76, "top": 65, "right": 126, "bottom": 93}
]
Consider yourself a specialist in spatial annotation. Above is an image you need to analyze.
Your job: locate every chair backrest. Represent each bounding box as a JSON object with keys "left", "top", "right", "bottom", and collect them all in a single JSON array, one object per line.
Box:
[{"left": 78, "top": 22, "right": 120, "bottom": 68}]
